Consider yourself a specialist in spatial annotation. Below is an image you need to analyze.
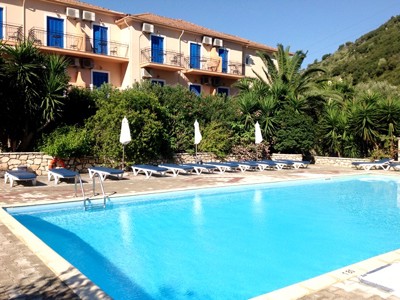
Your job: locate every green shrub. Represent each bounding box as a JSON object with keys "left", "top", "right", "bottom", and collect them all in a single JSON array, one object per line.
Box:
[{"left": 39, "top": 125, "right": 93, "bottom": 158}]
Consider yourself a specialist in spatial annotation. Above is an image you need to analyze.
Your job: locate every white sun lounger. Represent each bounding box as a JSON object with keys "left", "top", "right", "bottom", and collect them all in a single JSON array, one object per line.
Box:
[
  {"left": 181, "top": 163, "right": 217, "bottom": 175},
  {"left": 4, "top": 170, "right": 37, "bottom": 187},
  {"left": 352, "top": 158, "right": 391, "bottom": 171},
  {"left": 48, "top": 168, "right": 80, "bottom": 185},
  {"left": 131, "top": 164, "right": 169, "bottom": 179},
  {"left": 88, "top": 166, "right": 124, "bottom": 181},
  {"left": 158, "top": 163, "right": 194, "bottom": 176},
  {"left": 203, "top": 162, "right": 242, "bottom": 173}
]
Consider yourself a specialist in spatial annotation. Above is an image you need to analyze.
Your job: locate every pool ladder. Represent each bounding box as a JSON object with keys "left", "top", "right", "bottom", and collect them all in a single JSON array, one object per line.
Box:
[{"left": 83, "top": 173, "right": 109, "bottom": 211}]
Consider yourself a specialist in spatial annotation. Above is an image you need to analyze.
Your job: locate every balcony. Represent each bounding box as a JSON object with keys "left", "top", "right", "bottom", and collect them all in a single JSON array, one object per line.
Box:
[
  {"left": 0, "top": 23, "right": 23, "bottom": 43},
  {"left": 140, "top": 48, "right": 185, "bottom": 71},
  {"left": 140, "top": 48, "right": 244, "bottom": 78},
  {"left": 27, "top": 28, "right": 129, "bottom": 61}
]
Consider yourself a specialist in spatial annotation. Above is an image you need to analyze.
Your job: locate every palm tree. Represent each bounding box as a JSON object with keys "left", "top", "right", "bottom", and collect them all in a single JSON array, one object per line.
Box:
[
  {"left": 0, "top": 41, "right": 70, "bottom": 151},
  {"left": 234, "top": 44, "right": 327, "bottom": 152}
]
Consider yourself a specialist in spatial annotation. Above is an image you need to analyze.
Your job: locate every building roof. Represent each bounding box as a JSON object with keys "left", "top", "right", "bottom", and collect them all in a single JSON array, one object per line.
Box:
[
  {"left": 42, "top": 0, "right": 125, "bottom": 16},
  {"left": 120, "top": 13, "right": 277, "bottom": 53}
]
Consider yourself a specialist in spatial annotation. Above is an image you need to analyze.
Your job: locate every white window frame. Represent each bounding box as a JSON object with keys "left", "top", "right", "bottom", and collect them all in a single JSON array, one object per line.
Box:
[
  {"left": 44, "top": 13, "right": 66, "bottom": 47},
  {"left": 91, "top": 69, "right": 110, "bottom": 88}
]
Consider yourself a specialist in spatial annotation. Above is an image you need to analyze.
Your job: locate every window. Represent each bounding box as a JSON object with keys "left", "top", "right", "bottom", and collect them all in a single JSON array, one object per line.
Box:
[
  {"left": 92, "top": 71, "right": 109, "bottom": 88},
  {"left": 151, "top": 35, "right": 164, "bottom": 63},
  {"left": 217, "top": 87, "right": 229, "bottom": 96},
  {"left": 151, "top": 79, "right": 165, "bottom": 87},
  {"left": 0, "top": 7, "right": 3, "bottom": 40},
  {"left": 93, "top": 25, "right": 108, "bottom": 54},
  {"left": 47, "top": 17, "right": 64, "bottom": 48},
  {"left": 218, "top": 48, "right": 228, "bottom": 73},
  {"left": 190, "top": 43, "right": 201, "bottom": 69},
  {"left": 245, "top": 54, "right": 252, "bottom": 65},
  {"left": 190, "top": 84, "right": 201, "bottom": 96}
]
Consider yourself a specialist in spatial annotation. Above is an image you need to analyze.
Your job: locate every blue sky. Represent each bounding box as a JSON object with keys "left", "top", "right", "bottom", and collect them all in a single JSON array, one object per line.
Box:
[{"left": 85, "top": 0, "right": 400, "bottom": 67}]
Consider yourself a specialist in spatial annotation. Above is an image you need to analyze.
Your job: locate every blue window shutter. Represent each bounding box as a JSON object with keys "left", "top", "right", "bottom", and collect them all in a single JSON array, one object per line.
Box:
[
  {"left": 0, "top": 8, "right": 3, "bottom": 40},
  {"left": 218, "top": 48, "right": 228, "bottom": 73},
  {"left": 190, "top": 84, "right": 201, "bottom": 95},
  {"left": 217, "top": 87, "right": 229, "bottom": 96},
  {"left": 151, "top": 36, "right": 164, "bottom": 63},
  {"left": 93, "top": 25, "right": 108, "bottom": 54},
  {"left": 190, "top": 43, "right": 200, "bottom": 69},
  {"left": 47, "top": 17, "right": 64, "bottom": 48},
  {"left": 93, "top": 72, "right": 109, "bottom": 87}
]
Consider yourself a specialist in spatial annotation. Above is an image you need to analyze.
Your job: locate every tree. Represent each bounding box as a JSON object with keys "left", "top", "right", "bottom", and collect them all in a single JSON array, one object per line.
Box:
[
  {"left": 0, "top": 41, "right": 70, "bottom": 151},
  {"left": 234, "top": 44, "right": 327, "bottom": 151}
]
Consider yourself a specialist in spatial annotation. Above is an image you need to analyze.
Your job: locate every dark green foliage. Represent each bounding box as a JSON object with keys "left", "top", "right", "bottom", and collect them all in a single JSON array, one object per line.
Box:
[
  {"left": 0, "top": 41, "right": 70, "bottom": 151},
  {"left": 38, "top": 125, "right": 93, "bottom": 158},
  {"left": 85, "top": 85, "right": 172, "bottom": 165},
  {"left": 311, "top": 16, "right": 400, "bottom": 87},
  {"left": 273, "top": 107, "right": 315, "bottom": 154}
]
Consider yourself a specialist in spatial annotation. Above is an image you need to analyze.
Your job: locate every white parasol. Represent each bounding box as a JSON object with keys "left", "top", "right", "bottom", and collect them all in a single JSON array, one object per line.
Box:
[
  {"left": 120, "top": 116, "right": 131, "bottom": 169},
  {"left": 194, "top": 120, "right": 202, "bottom": 157},
  {"left": 255, "top": 121, "right": 263, "bottom": 144}
]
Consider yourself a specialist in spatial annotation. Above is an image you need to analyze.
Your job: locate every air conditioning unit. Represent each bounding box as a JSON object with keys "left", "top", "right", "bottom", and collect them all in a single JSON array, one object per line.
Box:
[
  {"left": 202, "top": 36, "right": 212, "bottom": 45},
  {"left": 200, "top": 76, "right": 211, "bottom": 85},
  {"left": 211, "top": 77, "right": 221, "bottom": 87},
  {"left": 66, "top": 7, "right": 80, "bottom": 19},
  {"left": 142, "top": 23, "right": 154, "bottom": 33},
  {"left": 69, "top": 57, "right": 81, "bottom": 68},
  {"left": 213, "top": 38, "right": 223, "bottom": 48},
  {"left": 81, "top": 58, "right": 94, "bottom": 69},
  {"left": 140, "top": 68, "right": 152, "bottom": 79},
  {"left": 82, "top": 10, "right": 95, "bottom": 22}
]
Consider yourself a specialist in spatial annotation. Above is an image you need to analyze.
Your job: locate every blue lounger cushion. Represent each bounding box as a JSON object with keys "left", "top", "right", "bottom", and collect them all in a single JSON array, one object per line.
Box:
[
  {"left": 131, "top": 164, "right": 169, "bottom": 178},
  {"left": 5, "top": 170, "right": 37, "bottom": 187},
  {"left": 88, "top": 166, "right": 124, "bottom": 181},
  {"left": 48, "top": 168, "right": 79, "bottom": 185},
  {"left": 158, "top": 163, "right": 194, "bottom": 176}
]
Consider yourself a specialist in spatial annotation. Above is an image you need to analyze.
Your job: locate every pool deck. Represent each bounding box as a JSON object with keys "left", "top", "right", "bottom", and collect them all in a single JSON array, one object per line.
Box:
[{"left": 1, "top": 165, "right": 400, "bottom": 300}]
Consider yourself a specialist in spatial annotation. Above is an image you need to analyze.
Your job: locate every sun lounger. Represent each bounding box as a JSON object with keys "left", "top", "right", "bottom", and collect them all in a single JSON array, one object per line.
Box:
[
  {"left": 389, "top": 162, "right": 400, "bottom": 171},
  {"left": 246, "top": 160, "right": 277, "bottom": 171},
  {"left": 48, "top": 168, "right": 80, "bottom": 185},
  {"left": 352, "top": 158, "right": 391, "bottom": 170},
  {"left": 228, "top": 161, "right": 261, "bottom": 171},
  {"left": 275, "top": 159, "right": 310, "bottom": 169},
  {"left": 88, "top": 166, "right": 124, "bottom": 181},
  {"left": 131, "top": 164, "right": 169, "bottom": 179},
  {"left": 181, "top": 163, "right": 217, "bottom": 175},
  {"left": 158, "top": 163, "right": 194, "bottom": 176},
  {"left": 259, "top": 160, "right": 290, "bottom": 170},
  {"left": 4, "top": 170, "right": 37, "bottom": 187},
  {"left": 203, "top": 162, "right": 241, "bottom": 173}
]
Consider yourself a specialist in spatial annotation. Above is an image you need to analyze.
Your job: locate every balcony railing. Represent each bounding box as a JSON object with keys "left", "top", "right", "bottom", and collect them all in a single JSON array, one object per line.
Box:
[
  {"left": 0, "top": 23, "right": 23, "bottom": 42},
  {"left": 140, "top": 48, "right": 184, "bottom": 67},
  {"left": 27, "top": 28, "right": 129, "bottom": 58},
  {"left": 140, "top": 48, "right": 242, "bottom": 75}
]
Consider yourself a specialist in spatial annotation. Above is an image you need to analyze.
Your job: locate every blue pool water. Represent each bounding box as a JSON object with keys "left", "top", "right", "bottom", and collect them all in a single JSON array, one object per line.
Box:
[{"left": 8, "top": 176, "right": 400, "bottom": 299}]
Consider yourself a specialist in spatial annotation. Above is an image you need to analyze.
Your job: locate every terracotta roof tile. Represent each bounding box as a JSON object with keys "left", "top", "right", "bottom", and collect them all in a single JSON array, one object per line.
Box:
[
  {"left": 124, "top": 13, "right": 276, "bottom": 52},
  {"left": 44, "top": 0, "right": 125, "bottom": 15}
]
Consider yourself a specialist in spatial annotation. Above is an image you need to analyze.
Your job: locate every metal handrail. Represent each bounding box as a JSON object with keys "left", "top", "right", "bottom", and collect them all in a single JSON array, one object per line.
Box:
[{"left": 84, "top": 173, "right": 108, "bottom": 210}]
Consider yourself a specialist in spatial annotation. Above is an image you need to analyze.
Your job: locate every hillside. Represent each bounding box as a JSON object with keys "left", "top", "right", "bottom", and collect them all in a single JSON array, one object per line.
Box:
[{"left": 309, "top": 16, "right": 400, "bottom": 86}]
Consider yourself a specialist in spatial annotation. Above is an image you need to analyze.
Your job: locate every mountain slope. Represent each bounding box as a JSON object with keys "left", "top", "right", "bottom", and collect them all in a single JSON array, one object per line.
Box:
[{"left": 310, "top": 16, "right": 400, "bottom": 86}]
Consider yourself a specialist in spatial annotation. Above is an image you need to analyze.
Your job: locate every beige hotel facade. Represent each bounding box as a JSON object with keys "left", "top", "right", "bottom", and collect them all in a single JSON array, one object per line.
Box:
[{"left": 0, "top": 0, "right": 277, "bottom": 96}]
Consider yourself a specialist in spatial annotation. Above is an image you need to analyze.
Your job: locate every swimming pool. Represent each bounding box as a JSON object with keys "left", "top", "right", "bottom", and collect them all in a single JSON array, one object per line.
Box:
[{"left": 7, "top": 176, "right": 400, "bottom": 299}]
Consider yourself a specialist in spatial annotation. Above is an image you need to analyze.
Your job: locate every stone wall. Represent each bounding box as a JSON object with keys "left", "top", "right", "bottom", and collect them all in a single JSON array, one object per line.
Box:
[
  {"left": 314, "top": 156, "right": 369, "bottom": 167},
  {"left": 0, "top": 152, "right": 101, "bottom": 176}
]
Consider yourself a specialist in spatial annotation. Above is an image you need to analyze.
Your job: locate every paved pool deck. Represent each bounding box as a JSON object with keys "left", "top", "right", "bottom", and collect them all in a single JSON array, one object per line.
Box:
[{"left": 1, "top": 165, "right": 400, "bottom": 300}]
